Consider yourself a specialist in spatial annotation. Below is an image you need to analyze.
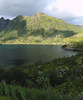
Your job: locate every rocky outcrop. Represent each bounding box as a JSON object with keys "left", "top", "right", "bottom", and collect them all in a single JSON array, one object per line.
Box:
[
  {"left": 62, "top": 44, "right": 83, "bottom": 51},
  {"left": 0, "top": 17, "right": 10, "bottom": 32}
]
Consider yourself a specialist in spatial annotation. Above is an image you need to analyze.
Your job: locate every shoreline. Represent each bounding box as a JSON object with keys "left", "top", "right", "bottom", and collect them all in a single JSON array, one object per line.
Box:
[
  {"left": 0, "top": 43, "right": 64, "bottom": 45},
  {"left": 62, "top": 46, "right": 83, "bottom": 51},
  {"left": 1, "top": 43, "right": 83, "bottom": 51}
]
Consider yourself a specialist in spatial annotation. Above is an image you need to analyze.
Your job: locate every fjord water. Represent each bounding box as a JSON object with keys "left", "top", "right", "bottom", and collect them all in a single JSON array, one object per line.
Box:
[{"left": 0, "top": 44, "right": 77, "bottom": 67}]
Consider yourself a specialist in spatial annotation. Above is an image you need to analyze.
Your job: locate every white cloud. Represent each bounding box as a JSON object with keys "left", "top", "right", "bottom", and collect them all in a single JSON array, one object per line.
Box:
[
  {"left": 0, "top": 0, "right": 83, "bottom": 24},
  {"left": 44, "top": 0, "right": 83, "bottom": 19}
]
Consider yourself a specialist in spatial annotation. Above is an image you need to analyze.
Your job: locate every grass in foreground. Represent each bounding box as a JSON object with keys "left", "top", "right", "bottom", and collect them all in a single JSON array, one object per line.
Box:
[{"left": 0, "top": 81, "right": 83, "bottom": 100}]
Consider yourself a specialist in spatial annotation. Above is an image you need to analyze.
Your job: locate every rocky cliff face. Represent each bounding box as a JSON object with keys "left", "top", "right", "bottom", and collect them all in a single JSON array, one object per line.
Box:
[{"left": 0, "top": 17, "right": 10, "bottom": 32}]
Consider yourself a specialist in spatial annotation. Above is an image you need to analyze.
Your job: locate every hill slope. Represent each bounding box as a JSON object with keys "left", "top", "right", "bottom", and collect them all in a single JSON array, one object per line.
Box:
[
  {"left": 0, "top": 17, "right": 10, "bottom": 32},
  {"left": 0, "top": 12, "right": 82, "bottom": 44}
]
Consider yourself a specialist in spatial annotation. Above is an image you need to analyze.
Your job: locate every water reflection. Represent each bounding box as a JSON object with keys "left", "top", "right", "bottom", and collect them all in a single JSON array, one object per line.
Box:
[{"left": 0, "top": 45, "right": 77, "bottom": 67}]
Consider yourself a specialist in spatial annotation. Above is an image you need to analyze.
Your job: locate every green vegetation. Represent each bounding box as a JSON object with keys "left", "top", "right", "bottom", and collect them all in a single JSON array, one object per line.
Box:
[
  {"left": 0, "top": 81, "right": 83, "bottom": 100},
  {"left": 0, "top": 12, "right": 83, "bottom": 44},
  {"left": 0, "top": 96, "right": 12, "bottom": 100},
  {"left": 0, "top": 12, "right": 83, "bottom": 100},
  {"left": 62, "top": 32, "right": 83, "bottom": 50},
  {"left": 0, "top": 51, "right": 83, "bottom": 100}
]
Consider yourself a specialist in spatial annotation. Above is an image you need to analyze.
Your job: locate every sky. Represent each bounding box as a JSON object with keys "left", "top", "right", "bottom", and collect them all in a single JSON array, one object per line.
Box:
[{"left": 0, "top": 0, "right": 83, "bottom": 25}]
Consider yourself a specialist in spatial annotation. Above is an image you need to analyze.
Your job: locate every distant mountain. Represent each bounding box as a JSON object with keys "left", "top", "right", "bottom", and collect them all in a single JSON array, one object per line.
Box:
[
  {"left": 0, "top": 12, "right": 82, "bottom": 44},
  {"left": 77, "top": 25, "right": 83, "bottom": 27},
  {"left": 0, "top": 17, "right": 10, "bottom": 32}
]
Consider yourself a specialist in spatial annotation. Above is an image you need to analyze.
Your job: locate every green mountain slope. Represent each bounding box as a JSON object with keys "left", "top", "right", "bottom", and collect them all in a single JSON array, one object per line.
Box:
[
  {"left": 63, "top": 34, "right": 83, "bottom": 50},
  {"left": 0, "top": 12, "right": 82, "bottom": 44},
  {"left": 63, "top": 28, "right": 83, "bottom": 49}
]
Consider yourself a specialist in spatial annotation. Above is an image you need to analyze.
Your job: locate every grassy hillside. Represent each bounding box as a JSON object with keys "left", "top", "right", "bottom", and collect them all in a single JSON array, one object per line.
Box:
[
  {"left": 0, "top": 51, "right": 83, "bottom": 100},
  {"left": 0, "top": 12, "right": 82, "bottom": 44},
  {"left": 62, "top": 32, "right": 83, "bottom": 49}
]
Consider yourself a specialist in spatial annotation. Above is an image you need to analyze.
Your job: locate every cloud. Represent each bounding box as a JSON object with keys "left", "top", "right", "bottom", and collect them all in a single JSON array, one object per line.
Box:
[
  {"left": 44, "top": 0, "right": 83, "bottom": 18},
  {"left": 0, "top": 0, "right": 48, "bottom": 19},
  {"left": 44, "top": 0, "right": 83, "bottom": 24},
  {"left": 0, "top": 0, "right": 83, "bottom": 24}
]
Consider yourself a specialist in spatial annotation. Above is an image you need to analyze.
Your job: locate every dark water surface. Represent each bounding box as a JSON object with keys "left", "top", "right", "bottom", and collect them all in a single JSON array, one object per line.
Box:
[{"left": 0, "top": 44, "right": 77, "bottom": 67}]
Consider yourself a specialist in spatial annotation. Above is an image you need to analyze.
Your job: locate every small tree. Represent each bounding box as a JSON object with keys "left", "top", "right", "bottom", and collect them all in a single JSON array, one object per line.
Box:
[{"left": 36, "top": 71, "right": 50, "bottom": 89}]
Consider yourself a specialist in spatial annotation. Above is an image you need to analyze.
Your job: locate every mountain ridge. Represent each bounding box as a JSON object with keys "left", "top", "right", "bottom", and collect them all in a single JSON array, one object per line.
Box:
[
  {"left": 0, "top": 17, "right": 10, "bottom": 32},
  {"left": 0, "top": 12, "right": 83, "bottom": 44}
]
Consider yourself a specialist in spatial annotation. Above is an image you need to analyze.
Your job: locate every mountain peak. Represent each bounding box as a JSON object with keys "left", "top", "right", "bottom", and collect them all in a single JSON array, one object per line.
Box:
[
  {"left": 0, "top": 17, "right": 10, "bottom": 32},
  {"left": 16, "top": 15, "right": 23, "bottom": 19},
  {"left": 34, "top": 12, "right": 45, "bottom": 16},
  {"left": 0, "top": 17, "right": 5, "bottom": 21},
  {"left": 13, "top": 15, "right": 24, "bottom": 22}
]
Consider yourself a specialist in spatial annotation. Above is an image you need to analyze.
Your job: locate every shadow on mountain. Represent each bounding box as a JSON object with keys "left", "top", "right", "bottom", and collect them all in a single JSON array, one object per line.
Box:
[
  {"left": 2, "top": 36, "right": 17, "bottom": 42},
  {"left": 30, "top": 28, "right": 77, "bottom": 38},
  {"left": 0, "top": 17, "right": 10, "bottom": 32},
  {"left": 1, "top": 19, "right": 28, "bottom": 42},
  {"left": 7, "top": 19, "right": 27, "bottom": 36}
]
